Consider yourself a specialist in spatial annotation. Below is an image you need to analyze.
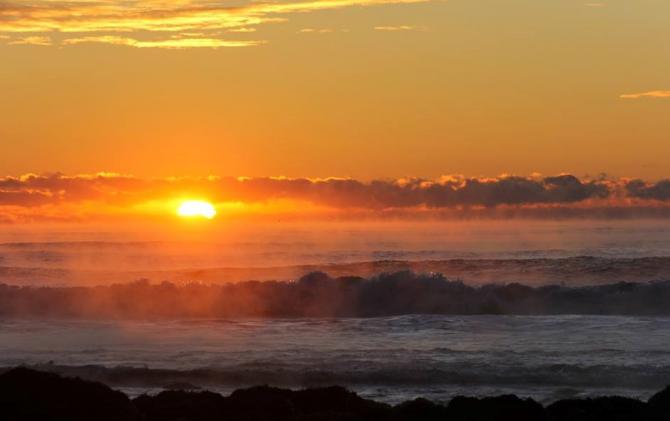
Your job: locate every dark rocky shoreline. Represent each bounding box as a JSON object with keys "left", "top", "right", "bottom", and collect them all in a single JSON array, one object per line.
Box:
[{"left": 3, "top": 368, "right": 670, "bottom": 420}]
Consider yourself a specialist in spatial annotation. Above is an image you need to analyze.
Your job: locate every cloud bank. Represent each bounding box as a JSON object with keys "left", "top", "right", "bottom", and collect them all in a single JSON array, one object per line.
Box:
[{"left": 2, "top": 172, "right": 670, "bottom": 222}]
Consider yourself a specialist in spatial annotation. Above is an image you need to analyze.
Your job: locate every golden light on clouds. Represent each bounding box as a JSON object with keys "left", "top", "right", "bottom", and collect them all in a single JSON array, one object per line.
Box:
[
  {"left": 0, "top": 0, "right": 439, "bottom": 49},
  {"left": 620, "top": 91, "right": 670, "bottom": 99},
  {"left": 374, "top": 25, "right": 426, "bottom": 31},
  {"left": 62, "top": 36, "right": 264, "bottom": 49},
  {"left": 8, "top": 36, "right": 51, "bottom": 45},
  {"left": 1, "top": 173, "right": 670, "bottom": 224}
]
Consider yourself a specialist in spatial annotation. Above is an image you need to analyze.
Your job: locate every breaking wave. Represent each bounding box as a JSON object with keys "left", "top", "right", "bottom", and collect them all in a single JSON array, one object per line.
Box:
[
  {"left": 3, "top": 271, "right": 670, "bottom": 318},
  {"left": 6, "top": 361, "right": 670, "bottom": 393}
]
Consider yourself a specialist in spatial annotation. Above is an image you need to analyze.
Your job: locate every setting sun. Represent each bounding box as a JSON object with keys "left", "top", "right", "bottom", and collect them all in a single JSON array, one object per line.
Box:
[{"left": 177, "top": 201, "right": 217, "bottom": 219}]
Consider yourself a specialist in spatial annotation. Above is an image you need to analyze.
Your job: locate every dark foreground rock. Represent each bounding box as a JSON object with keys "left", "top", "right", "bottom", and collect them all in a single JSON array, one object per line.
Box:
[
  {"left": 0, "top": 367, "right": 140, "bottom": 421},
  {"left": 446, "top": 395, "right": 545, "bottom": 421},
  {"left": 3, "top": 368, "right": 670, "bottom": 421},
  {"left": 546, "top": 396, "right": 662, "bottom": 421}
]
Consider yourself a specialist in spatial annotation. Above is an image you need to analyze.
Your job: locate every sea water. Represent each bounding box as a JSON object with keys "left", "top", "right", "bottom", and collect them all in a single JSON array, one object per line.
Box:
[{"left": 2, "top": 220, "right": 670, "bottom": 404}]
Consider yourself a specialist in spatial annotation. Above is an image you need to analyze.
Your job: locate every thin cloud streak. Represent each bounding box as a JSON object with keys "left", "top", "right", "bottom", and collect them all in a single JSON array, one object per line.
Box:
[
  {"left": 620, "top": 91, "right": 670, "bottom": 99},
  {"left": 7, "top": 35, "right": 51, "bottom": 45},
  {"left": 63, "top": 36, "right": 265, "bottom": 49},
  {"left": 374, "top": 25, "right": 426, "bottom": 31},
  {"left": 298, "top": 28, "right": 334, "bottom": 33}
]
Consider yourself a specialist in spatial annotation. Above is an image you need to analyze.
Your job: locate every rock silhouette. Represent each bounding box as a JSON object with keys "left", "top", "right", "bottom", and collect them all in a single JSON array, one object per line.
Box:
[
  {"left": 545, "top": 396, "right": 661, "bottom": 421},
  {"left": 0, "top": 367, "right": 140, "bottom": 421},
  {"left": 446, "top": 395, "right": 545, "bottom": 421},
  {"left": 648, "top": 385, "right": 670, "bottom": 416},
  {"left": 2, "top": 368, "right": 670, "bottom": 421}
]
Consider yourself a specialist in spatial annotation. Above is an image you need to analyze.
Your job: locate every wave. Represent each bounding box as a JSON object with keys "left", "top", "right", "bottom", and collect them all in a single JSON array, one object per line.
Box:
[
  {"left": 4, "top": 256, "right": 670, "bottom": 286},
  {"left": 5, "top": 361, "right": 670, "bottom": 391},
  {"left": 3, "top": 271, "right": 670, "bottom": 318}
]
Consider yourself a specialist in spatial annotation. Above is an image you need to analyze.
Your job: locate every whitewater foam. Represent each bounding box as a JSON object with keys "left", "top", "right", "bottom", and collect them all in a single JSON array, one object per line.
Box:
[{"left": 2, "top": 315, "right": 669, "bottom": 404}]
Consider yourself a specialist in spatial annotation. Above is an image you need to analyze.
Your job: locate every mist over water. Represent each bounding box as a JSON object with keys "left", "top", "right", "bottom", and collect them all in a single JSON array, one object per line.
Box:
[
  {"left": 3, "top": 220, "right": 670, "bottom": 403},
  {"left": 2, "top": 220, "right": 670, "bottom": 286}
]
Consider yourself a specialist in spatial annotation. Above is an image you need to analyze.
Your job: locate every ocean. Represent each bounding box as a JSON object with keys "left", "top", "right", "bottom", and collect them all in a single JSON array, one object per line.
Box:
[{"left": 2, "top": 220, "right": 670, "bottom": 404}]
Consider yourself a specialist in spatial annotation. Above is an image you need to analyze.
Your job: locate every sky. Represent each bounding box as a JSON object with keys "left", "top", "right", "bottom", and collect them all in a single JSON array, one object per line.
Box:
[{"left": 0, "top": 0, "right": 669, "bottom": 222}]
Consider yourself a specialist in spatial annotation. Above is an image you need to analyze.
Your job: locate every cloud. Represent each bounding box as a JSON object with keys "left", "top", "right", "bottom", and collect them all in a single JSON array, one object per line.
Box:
[
  {"left": 8, "top": 36, "right": 51, "bottom": 45},
  {"left": 228, "top": 28, "right": 257, "bottom": 33},
  {"left": 620, "top": 91, "right": 670, "bottom": 99},
  {"left": 298, "top": 28, "right": 333, "bottom": 33},
  {"left": 626, "top": 179, "right": 670, "bottom": 201},
  {"left": 63, "top": 36, "right": 264, "bottom": 49},
  {"left": 0, "top": 0, "right": 438, "bottom": 49},
  {"left": 4, "top": 172, "right": 670, "bottom": 222},
  {"left": 374, "top": 25, "right": 426, "bottom": 31}
]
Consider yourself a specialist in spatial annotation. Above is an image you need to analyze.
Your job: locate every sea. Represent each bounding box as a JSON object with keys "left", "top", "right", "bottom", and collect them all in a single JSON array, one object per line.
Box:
[{"left": 2, "top": 219, "right": 670, "bottom": 404}]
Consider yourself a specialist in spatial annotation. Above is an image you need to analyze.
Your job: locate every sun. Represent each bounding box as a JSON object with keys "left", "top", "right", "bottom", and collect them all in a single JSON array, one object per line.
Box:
[{"left": 177, "top": 200, "right": 217, "bottom": 219}]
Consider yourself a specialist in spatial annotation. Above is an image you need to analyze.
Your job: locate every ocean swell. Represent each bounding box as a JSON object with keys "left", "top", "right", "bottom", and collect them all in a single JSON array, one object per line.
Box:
[
  {"left": 2, "top": 271, "right": 670, "bottom": 318},
  {"left": 5, "top": 361, "right": 670, "bottom": 390}
]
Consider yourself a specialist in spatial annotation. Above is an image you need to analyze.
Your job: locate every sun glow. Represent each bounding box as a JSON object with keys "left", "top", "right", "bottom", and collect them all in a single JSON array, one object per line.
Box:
[{"left": 177, "top": 200, "right": 217, "bottom": 219}]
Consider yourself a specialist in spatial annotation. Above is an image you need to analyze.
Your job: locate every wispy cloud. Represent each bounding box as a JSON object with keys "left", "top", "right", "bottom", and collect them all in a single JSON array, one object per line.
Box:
[
  {"left": 620, "top": 91, "right": 670, "bottom": 99},
  {"left": 374, "top": 25, "right": 427, "bottom": 31},
  {"left": 298, "top": 28, "right": 334, "bottom": 33},
  {"left": 228, "top": 28, "right": 257, "bottom": 33},
  {"left": 63, "top": 36, "right": 264, "bottom": 49},
  {"left": 8, "top": 36, "right": 51, "bottom": 45},
  {"left": 0, "top": 0, "right": 439, "bottom": 49}
]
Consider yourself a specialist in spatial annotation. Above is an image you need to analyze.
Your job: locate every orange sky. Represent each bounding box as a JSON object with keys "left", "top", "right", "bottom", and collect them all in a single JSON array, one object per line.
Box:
[{"left": 0, "top": 0, "right": 669, "bottom": 182}]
